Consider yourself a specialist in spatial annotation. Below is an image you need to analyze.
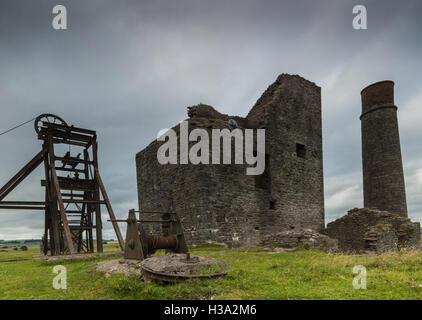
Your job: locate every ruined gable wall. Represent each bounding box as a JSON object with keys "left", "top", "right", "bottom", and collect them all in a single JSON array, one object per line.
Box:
[
  {"left": 246, "top": 74, "right": 325, "bottom": 234},
  {"left": 136, "top": 116, "right": 264, "bottom": 247}
]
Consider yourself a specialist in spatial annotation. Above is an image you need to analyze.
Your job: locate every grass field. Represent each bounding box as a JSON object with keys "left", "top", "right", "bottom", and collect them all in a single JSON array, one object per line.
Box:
[{"left": 1, "top": 242, "right": 422, "bottom": 300}]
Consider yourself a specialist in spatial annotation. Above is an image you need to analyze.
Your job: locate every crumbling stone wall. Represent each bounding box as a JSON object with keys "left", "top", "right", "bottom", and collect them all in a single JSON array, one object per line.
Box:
[
  {"left": 364, "top": 224, "right": 398, "bottom": 253},
  {"left": 326, "top": 208, "right": 420, "bottom": 253},
  {"left": 136, "top": 74, "right": 324, "bottom": 247},
  {"left": 262, "top": 229, "right": 338, "bottom": 252}
]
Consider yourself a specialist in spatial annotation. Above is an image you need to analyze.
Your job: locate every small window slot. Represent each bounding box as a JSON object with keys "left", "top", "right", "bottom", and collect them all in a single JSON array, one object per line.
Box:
[{"left": 296, "top": 143, "right": 306, "bottom": 158}]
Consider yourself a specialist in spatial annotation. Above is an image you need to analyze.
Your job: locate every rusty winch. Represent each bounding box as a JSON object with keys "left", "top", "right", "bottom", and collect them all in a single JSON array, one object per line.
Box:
[{"left": 110, "top": 209, "right": 188, "bottom": 260}]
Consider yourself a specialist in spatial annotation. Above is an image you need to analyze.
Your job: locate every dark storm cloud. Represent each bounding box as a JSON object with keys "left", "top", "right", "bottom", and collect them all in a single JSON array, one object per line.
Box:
[{"left": 0, "top": 0, "right": 421, "bottom": 239}]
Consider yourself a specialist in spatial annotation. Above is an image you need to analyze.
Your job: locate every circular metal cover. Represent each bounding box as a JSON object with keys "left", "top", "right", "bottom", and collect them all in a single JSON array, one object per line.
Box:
[{"left": 140, "top": 253, "right": 231, "bottom": 283}]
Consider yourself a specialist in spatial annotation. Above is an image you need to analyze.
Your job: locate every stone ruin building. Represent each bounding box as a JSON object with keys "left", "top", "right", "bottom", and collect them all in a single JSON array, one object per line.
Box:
[
  {"left": 327, "top": 81, "right": 420, "bottom": 253},
  {"left": 327, "top": 208, "right": 419, "bottom": 253},
  {"left": 136, "top": 75, "right": 420, "bottom": 252},
  {"left": 136, "top": 74, "right": 326, "bottom": 248}
]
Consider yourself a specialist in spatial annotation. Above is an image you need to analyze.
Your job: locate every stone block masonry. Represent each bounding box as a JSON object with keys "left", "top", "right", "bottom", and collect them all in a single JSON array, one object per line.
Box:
[
  {"left": 135, "top": 74, "right": 325, "bottom": 247},
  {"left": 327, "top": 208, "right": 420, "bottom": 253}
]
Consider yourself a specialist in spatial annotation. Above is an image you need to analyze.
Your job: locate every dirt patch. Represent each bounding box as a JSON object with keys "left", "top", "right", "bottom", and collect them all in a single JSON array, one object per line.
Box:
[
  {"left": 141, "top": 253, "right": 230, "bottom": 276},
  {"left": 96, "top": 259, "right": 142, "bottom": 278}
]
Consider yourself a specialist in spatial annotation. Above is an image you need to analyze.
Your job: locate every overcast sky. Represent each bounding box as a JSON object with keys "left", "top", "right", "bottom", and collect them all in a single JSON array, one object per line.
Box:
[{"left": 0, "top": 0, "right": 421, "bottom": 240}]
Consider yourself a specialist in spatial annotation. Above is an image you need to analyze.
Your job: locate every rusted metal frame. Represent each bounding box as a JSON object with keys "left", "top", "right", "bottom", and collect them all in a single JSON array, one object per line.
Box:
[
  {"left": 56, "top": 176, "right": 96, "bottom": 185},
  {"left": 121, "top": 209, "right": 188, "bottom": 260},
  {"left": 55, "top": 157, "right": 94, "bottom": 165},
  {"left": 68, "top": 219, "right": 84, "bottom": 223},
  {"left": 40, "top": 132, "right": 92, "bottom": 146},
  {"left": 168, "top": 214, "right": 188, "bottom": 253},
  {"left": 59, "top": 226, "right": 94, "bottom": 230},
  {"left": 48, "top": 136, "right": 75, "bottom": 254},
  {"left": 147, "top": 234, "right": 178, "bottom": 252},
  {"left": 0, "top": 205, "right": 45, "bottom": 210},
  {"left": 81, "top": 147, "right": 94, "bottom": 252},
  {"left": 41, "top": 121, "right": 97, "bottom": 135},
  {"left": 0, "top": 201, "right": 46, "bottom": 205},
  {"left": 57, "top": 176, "right": 95, "bottom": 183},
  {"left": 73, "top": 200, "right": 85, "bottom": 253},
  {"left": 49, "top": 184, "right": 93, "bottom": 192},
  {"left": 69, "top": 228, "right": 81, "bottom": 252},
  {"left": 44, "top": 155, "right": 53, "bottom": 261},
  {"left": 43, "top": 154, "right": 50, "bottom": 256},
  {"left": 86, "top": 201, "right": 94, "bottom": 252},
  {"left": 70, "top": 228, "right": 85, "bottom": 253},
  {"left": 76, "top": 148, "right": 89, "bottom": 254},
  {"left": 43, "top": 177, "right": 96, "bottom": 192},
  {"left": 43, "top": 205, "right": 49, "bottom": 255},
  {"left": 0, "top": 151, "right": 44, "bottom": 201},
  {"left": 47, "top": 143, "right": 63, "bottom": 255},
  {"left": 70, "top": 229, "right": 80, "bottom": 252},
  {"left": 0, "top": 150, "right": 43, "bottom": 195},
  {"left": 61, "top": 193, "right": 84, "bottom": 198},
  {"left": 85, "top": 135, "right": 96, "bottom": 149},
  {"left": 43, "top": 142, "right": 60, "bottom": 256},
  {"left": 124, "top": 209, "right": 145, "bottom": 260},
  {"left": 80, "top": 203, "right": 86, "bottom": 222},
  {"left": 78, "top": 233, "right": 88, "bottom": 252},
  {"left": 52, "top": 138, "right": 87, "bottom": 147},
  {"left": 61, "top": 152, "right": 82, "bottom": 169},
  {"left": 78, "top": 201, "right": 87, "bottom": 252},
  {"left": 49, "top": 131, "right": 92, "bottom": 143},
  {"left": 82, "top": 213, "right": 92, "bottom": 253},
  {"left": 91, "top": 139, "right": 103, "bottom": 252},
  {"left": 95, "top": 167, "right": 124, "bottom": 250},
  {"left": 56, "top": 167, "right": 85, "bottom": 173},
  {"left": 52, "top": 186, "right": 95, "bottom": 194},
  {"left": 37, "top": 132, "right": 89, "bottom": 147},
  {"left": 39, "top": 125, "right": 94, "bottom": 142},
  {"left": 84, "top": 149, "right": 94, "bottom": 252},
  {"left": 62, "top": 199, "right": 106, "bottom": 204}
]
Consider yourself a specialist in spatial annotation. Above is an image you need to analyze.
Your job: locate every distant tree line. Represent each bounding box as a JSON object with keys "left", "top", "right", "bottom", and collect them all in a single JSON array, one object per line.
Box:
[{"left": 23, "top": 239, "right": 41, "bottom": 244}]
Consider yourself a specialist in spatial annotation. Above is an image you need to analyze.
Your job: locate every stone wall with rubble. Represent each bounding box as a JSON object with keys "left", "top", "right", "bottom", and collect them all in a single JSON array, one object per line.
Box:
[
  {"left": 326, "top": 208, "right": 420, "bottom": 253},
  {"left": 261, "top": 229, "right": 338, "bottom": 252},
  {"left": 364, "top": 224, "right": 399, "bottom": 253},
  {"left": 136, "top": 74, "right": 324, "bottom": 247}
]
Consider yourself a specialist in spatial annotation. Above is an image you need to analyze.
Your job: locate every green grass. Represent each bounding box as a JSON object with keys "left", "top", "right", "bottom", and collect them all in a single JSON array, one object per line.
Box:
[{"left": 1, "top": 243, "right": 422, "bottom": 300}]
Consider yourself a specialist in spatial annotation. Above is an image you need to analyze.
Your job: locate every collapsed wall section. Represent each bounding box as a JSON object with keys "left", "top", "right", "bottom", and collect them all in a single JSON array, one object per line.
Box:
[{"left": 326, "top": 208, "right": 420, "bottom": 253}]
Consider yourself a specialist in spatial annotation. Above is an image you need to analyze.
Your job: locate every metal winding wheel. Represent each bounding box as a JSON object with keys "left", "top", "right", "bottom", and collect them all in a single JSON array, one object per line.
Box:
[{"left": 34, "top": 113, "right": 68, "bottom": 134}]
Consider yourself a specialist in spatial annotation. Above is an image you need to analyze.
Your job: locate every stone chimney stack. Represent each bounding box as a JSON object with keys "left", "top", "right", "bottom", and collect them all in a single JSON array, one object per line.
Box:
[{"left": 360, "top": 80, "right": 407, "bottom": 217}]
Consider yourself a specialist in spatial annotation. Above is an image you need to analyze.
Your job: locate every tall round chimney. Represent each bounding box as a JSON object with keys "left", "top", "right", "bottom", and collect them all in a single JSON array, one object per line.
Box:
[{"left": 360, "top": 80, "right": 407, "bottom": 217}]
